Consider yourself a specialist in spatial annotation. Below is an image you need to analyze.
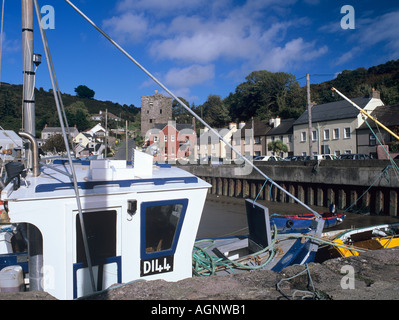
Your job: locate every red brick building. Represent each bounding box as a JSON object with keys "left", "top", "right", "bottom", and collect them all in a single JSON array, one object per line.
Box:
[{"left": 145, "top": 121, "right": 196, "bottom": 162}]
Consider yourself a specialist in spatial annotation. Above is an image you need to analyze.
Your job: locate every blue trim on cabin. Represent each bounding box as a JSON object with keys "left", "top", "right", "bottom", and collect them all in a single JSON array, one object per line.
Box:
[
  {"left": 53, "top": 159, "right": 90, "bottom": 165},
  {"left": 140, "top": 199, "right": 188, "bottom": 260},
  {"left": 35, "top": 176, "right": 198, "bottom": 193},
  {"left": 72, "top": 255, "right": 122, "bottom": 299}
]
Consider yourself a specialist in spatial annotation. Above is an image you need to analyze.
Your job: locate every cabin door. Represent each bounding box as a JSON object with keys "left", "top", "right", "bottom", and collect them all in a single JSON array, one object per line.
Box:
[{"left": 139, "top": 199, "right": 188, "bottom": 278}]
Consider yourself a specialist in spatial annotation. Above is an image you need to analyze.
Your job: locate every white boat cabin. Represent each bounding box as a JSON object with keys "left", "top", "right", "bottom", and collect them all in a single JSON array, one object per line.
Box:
[{"left": 0, "top": 151, "right": 210, "bottom": 299}]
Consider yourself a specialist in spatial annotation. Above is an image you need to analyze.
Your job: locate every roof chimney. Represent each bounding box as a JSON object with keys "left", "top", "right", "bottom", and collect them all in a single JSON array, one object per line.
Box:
[
  {"left": 274, "top": 116, "right": 281, "bottom": 127},
  {"left": 371, "top": 88, "right": 380, "bottom": 99}
]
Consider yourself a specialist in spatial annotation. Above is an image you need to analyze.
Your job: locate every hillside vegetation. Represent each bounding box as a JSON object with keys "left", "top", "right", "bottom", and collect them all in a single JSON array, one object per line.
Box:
[
  {"left": 1, "top": 59, "right": 399, "bottom": 136},
  {"left": 0, "top": 84, "right": 140, "bottom": 136}
]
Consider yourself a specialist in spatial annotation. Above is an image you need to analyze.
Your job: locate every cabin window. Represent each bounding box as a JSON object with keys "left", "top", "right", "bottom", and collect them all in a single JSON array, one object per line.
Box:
[
  {"left": 141, "top": 199, "right": 188, "bottom": 256},
  {"left": 76, "top": 210, "right": 116, "bottom": 263}
]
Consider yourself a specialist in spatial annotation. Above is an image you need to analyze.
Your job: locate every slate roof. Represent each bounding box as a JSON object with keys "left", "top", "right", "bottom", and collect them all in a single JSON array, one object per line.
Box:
[
  {"left": 266, "top": 118, "right": 295, "bottom": 136},
  {"left": 240, "top": 119, "right": 272, "bottom": 138},
  {"left": 358, "top": 104, "right": 399, "bottom": 129},
  {"left": 152, "top": 123, "right": 194, "bottom": 131},
  {"left": 293, "top": 97, "right": 373, "bottom": 125}
]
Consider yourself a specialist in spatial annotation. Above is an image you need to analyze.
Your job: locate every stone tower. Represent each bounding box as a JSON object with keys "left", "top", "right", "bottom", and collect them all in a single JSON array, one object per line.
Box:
[{"left": 141, "top": 89, "right": 173, "bottom": 136}]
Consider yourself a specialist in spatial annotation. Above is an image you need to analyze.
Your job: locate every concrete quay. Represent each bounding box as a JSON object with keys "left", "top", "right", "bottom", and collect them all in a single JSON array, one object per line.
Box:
[{"left": 179, "top": 160, "right": 399, "bottom": 216}]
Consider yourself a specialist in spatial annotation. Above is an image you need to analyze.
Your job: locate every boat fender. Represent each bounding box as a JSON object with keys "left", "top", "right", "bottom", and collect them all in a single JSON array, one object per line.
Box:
[
  {"left": 372, "top": 230, "right": 387, "bottom": 237},
  {"left": 286, "top": 220, "right": 294, "bottom": 228}
]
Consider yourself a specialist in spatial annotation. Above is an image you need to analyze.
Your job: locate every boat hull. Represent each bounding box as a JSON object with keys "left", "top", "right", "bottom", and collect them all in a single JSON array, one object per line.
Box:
[
  {"left": 331, "top": 223, "right": 399, "bottom": 257},
  {"left": 270, "top": 212, "right": 345, "bottom": 233}
]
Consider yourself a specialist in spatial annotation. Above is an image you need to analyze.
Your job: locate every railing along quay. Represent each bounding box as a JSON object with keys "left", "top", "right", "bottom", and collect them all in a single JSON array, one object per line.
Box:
[{"left": 178, "top": 159, "right": 399, "bottom": 216}]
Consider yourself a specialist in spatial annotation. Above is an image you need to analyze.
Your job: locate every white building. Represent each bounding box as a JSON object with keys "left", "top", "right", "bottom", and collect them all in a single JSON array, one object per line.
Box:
[{"left": 293, "top": 90, "right": 384, "bottom": 156}]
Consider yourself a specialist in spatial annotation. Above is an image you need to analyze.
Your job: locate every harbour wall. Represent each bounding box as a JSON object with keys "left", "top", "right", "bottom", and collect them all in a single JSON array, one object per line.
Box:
[{"left": 178, "top": 160, "right": 399, "bottom": 216}]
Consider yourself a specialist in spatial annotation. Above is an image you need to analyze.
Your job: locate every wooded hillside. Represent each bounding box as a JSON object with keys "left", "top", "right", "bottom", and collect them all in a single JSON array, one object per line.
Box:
[{"left": 0, "top": 83, "right": 140, "bottom": 136}]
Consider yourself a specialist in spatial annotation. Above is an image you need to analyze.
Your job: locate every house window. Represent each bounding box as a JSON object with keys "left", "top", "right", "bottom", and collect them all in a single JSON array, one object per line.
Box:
[
  {"left": 171, "top": 135, "right": 175, "bottom": 142},
  {"left": 333, "top": 128, "right": 339, "bottom": 140},
  {"left": 312, "top": 130, "right": 317, "bottom": 141},
  {"left": 321, "top": 145, "right": 330, "bottom": 154},
  {"left": 160, "top": 109, "right": 162, "bottom": 114},
  {"left": 323, "top": 129, "right": 330, "bottom": 141},
  {"left": 344, "top": 149, "right": 352, "bottom": 154},
  {"left": 154, "top": 136, "right": 159, "bottom": 142},
  {"left": 344, "top": 127, "right": 351, "bottom": 139},
  {"left": 288, "top": 135, "right": 293, "bottom": 143},
  {"left": 164, "top": 135, "right": 167, "bottom": 142},
  {"left": 335, "top": 150, "right": 341, "bottom": 156},
  {"left": 255, "top": 136, "right": 261, "bottom": 144},
  {"left": 301, "top": 131, "right": 307, "bottom": 142},
  {"left": 149, "top": 119, "right": 153, "bottom": 123},
  {"left": 279, "top": 136, "right": 283, "bottom": 142},
  {"left": 369, "top": 134, "right": 376, "bottom": 146}
]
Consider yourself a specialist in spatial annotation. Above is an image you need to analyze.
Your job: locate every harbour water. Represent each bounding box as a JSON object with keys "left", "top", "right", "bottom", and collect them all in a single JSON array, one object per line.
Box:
[{"left": 196, "top": 193, "right": 399, "bottom": 239}]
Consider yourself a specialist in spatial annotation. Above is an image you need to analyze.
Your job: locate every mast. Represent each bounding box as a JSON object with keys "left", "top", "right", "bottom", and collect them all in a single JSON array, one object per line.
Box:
[{"left": 22, "top": 0, "right": 35, "bottom": 136}]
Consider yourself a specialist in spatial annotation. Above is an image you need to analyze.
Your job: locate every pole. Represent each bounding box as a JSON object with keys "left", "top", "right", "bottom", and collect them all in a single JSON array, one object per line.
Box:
[
  {"left": 105, "top": 109, "right": 108, "bottom": 159},
  {"left": 307, "top": 74, "right": 313, "bottom": 156},
  {"left": 126, "top": 120, "right": 128, "bottom": 162},
  {"left": 331, "top": 87, "right": 399, "bottom": 141},
  {"left": 22, "top": 0, "right": 35, "bottom": 136}
]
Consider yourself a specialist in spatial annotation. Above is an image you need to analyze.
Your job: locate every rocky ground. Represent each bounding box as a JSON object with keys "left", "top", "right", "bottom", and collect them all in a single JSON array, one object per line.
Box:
[{"left": 1, "top": 247, "right": 398, "bottom": 301}]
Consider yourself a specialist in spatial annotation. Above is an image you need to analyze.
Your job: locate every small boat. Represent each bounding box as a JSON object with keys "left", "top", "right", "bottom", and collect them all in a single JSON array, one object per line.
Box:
[
  {"left": 270, "top": 211, "right": 345, "bottom": 234},
  {"left": 193, "top": 199, "right": 324, "bottom": 276},
  {"left": 330, "top": 223, "right": 399, "bottom": 257}
]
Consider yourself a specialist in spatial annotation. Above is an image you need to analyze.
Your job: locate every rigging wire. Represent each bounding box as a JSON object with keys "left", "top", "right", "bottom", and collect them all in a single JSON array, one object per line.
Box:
[
  {"left": 63, "top": 0, "right": 323, "bottom": 220},
  {"left": 32, "top": 0, "right": 96, "bottom": 293}
]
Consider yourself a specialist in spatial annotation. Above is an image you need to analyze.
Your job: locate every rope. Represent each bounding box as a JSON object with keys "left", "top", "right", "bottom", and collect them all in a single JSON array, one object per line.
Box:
[
  {"left": 253, "top": 179, "right": 269, "bottom": 206},
  {"left": 343, "top": 165, "right": 392, "bottom": 213},
  {"left": 364, "top": 118, "right": 399, "bottom": 175},
  {"left": 192, "top": 225, "right": 278, "bottom": 276},
  {"left": 276, "top": 264, "right": 329, "bottom": 300}
]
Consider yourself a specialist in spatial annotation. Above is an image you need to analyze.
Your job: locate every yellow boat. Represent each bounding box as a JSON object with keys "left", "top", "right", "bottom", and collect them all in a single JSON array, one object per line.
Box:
[{"left": 331, "top": 223, "right": 399, "bottom": 257}]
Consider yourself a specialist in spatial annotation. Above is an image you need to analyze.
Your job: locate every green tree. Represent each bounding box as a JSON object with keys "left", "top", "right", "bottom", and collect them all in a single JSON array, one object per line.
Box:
[
  {"left": 65, "top": 101, "right": 92, "bottom": 130},
  {"left": 200, "top": 95, "right": 231, "bottom": 128},
  {"left": 172, "top": 97, "right": 192, "bottom": 124},
  {"left": 267, "top": 140, "right": 288, "bottom": 154},
  {"left": 41, "top": 134, "right": 67, "bottom": 153},
  {"left": 74, "top": 85, "right": 95, "bottom": 99},
  {"left": 227, "top": 70, "right": 303, "bottom": 122}
]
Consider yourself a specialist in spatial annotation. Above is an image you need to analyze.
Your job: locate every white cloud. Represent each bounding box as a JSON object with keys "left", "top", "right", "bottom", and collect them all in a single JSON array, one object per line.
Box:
[
  {"left": 164, "top": 64, "right": 215, "bottom": 88},
  {"left": 333, "top": 10, "right": 399, "bottom": 66},
  {"left": 357, "top": 11, "right": 399, "bottom": 58},
  {"left": 253, "top": 38, "right": 328, "bottom": 72},
  {"left": 106, "top": 0, "right": 329, "bottom": 90},
  {"left": 102, "top": 12, "right": 148, "bottom": 43}
]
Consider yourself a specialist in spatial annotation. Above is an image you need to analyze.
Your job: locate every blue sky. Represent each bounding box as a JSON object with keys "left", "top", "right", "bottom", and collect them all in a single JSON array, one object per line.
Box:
[{"left": 1, "top": 0, "right": 399, "bottom": 109}]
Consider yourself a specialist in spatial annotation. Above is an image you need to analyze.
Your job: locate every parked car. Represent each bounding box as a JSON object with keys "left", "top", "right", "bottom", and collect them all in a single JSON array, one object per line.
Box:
[
  {"left": 254, "top": 155, "right": 284, "bottom": 161},
  {"left": 284, "top": 155, "right": 306, "bottom": 161},
  {"left": 338, "top": 154, "right": 370, "bottom": 160},
  {"left": 197, "top": 156, "right": 224, "bottom": 165},
  {"left": 305, "top": 154, "right": 337, "bottom": 161}
]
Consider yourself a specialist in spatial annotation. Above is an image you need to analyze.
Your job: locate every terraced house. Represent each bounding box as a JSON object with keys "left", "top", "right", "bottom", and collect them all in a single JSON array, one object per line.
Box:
[{"left": 293, "top": 90, "right": 384, "bottom": 157}]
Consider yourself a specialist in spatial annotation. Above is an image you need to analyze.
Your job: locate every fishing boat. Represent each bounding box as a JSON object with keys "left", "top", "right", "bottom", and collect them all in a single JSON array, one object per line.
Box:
[
  {"left": 193, "top": 199, "right": 323, "bottom": 276},
  {"left": 270, "top": 211, "right": 345, "bottom": 234},
  {"left": 330, "top": 223, "right": 399, "bottom": 257},
  {"left": 0, "top": 0, "right": 325, "bottom": 299}
]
